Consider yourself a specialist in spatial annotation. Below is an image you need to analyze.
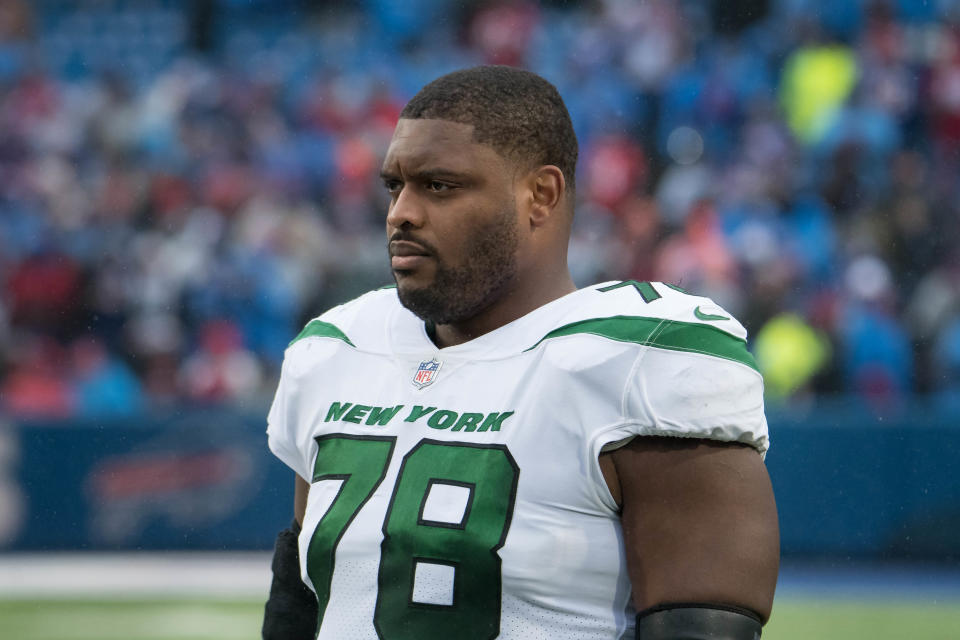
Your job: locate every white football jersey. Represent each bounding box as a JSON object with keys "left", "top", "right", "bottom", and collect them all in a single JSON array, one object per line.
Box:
[{"left": 267, "top": 281, "right": 768, "bottom": 640}]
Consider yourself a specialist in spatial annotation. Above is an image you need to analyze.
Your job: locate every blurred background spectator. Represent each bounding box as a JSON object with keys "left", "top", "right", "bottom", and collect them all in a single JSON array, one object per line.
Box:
[{"left": 1, "top": 0, "right": 959, "bottom": 417}]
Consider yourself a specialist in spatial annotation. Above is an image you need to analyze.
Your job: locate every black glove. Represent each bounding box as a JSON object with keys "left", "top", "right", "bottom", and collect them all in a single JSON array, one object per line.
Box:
[{"left": 262, "top": 519, "right": 319, "bottom": 640}]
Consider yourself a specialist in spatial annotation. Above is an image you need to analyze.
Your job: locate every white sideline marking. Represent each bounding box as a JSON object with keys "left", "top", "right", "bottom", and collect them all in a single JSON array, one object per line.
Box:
[{"left": 0, "top": 552, "right": 274, "bottom": 598}]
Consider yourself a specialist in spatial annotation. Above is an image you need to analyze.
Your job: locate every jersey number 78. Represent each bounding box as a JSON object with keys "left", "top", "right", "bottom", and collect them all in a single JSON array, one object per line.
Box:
[{"left": 306, "top": 434, "right": 520, "bottom": 640}]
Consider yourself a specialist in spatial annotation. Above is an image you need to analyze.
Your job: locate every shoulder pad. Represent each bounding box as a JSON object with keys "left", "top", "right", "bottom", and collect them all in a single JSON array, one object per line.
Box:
[
  {"left": 586, "top": 281, "right": 748, "bottom": 341},
  {"left": 288, "top": 286, "right": 399, "bottom": 351}
]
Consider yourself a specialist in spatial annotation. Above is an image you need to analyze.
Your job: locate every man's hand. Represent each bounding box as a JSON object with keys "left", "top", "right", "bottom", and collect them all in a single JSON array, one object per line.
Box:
[
  {"left": 262, "top": 474, "right": 318, "bottom": 640},
  {"left": 262, "top": 518, "right": 319, "bottom": 640}
]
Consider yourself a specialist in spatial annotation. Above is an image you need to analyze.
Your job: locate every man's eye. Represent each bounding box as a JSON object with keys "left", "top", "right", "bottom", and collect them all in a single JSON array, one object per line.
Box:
[
  {"left": 426, "top": 181, "right": 453, "bottom": 193},
  {"left": 383, "top": 180, "right": 402, "bottom": 194}
]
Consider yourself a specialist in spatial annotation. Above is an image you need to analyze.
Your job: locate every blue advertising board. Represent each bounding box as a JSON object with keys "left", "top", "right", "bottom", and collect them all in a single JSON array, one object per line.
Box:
[
  {"left": 765, "top": 402, "right": 960, "bottom": 561},
  {"left": 0, "top": 402, "right": 958, "bottom": 559},
  {"left": 0, "top": 407, "right": 292, "bottom": 551}
]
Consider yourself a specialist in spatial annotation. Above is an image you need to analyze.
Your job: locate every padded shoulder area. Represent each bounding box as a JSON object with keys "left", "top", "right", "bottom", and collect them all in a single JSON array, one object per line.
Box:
[
  {"left": 582, "top": 281, "right": 748, "bottom": 340},
  {"left": 529, "top": 282, "right": 755, "bottom": 371},
  {"left": 288, "top": 286, "right": 399, "bottom": 352}
]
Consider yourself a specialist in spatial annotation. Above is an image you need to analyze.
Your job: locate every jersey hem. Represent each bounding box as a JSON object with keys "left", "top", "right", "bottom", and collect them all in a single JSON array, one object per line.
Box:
[{"left": 596, "top": 421, "right": 769, "bottom": 457}]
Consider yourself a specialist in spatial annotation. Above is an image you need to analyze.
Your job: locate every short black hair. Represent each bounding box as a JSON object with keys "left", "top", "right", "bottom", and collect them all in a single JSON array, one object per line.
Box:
[{"left": 400, "top": 65, "right": 578, "bottom": 193}]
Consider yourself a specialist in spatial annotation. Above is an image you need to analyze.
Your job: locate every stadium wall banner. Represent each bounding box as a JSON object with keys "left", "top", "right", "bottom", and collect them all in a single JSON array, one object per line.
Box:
[
  {"left": 765, "top": 401, "right": 960, "bottom": 561},
  {"left": 0, "top": 407, "right": 292, "bottom": 551},
  {"left": 0, "top": 403, "right": 958, "bottom": 559}
]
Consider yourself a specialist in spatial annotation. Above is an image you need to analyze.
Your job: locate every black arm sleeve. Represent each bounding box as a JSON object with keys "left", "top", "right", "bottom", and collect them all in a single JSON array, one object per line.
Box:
[
  {"left": 636, "top": 603, "right": 763, "bottom": 640},
  {"left": 262, "top": 519, "right": 319, "bottom": 640}
]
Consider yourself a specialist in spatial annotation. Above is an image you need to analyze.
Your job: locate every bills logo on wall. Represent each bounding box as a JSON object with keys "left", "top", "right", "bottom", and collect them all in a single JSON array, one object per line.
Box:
[
  {"left": 412, "top": 358, "right": 442, "bottom": 389},
  {"left": 7, "top": 408, "right": 293, "bottom": 551}
]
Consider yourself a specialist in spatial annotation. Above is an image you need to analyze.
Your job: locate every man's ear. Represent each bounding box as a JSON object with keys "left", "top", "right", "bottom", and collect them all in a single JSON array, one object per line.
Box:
[{"left": 526, "top": 165, "right": 566, "bottom": 229}]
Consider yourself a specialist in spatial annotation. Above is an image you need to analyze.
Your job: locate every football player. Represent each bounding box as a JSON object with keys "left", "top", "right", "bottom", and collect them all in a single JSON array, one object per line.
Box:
[{"left": 263, "top": 65, "right": 778, "bottom": 640}]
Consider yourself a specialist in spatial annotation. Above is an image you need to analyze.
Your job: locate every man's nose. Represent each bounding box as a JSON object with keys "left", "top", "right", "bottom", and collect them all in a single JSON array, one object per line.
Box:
[{"left": 386, "top": 187, "right": 426, "bottom": 229}]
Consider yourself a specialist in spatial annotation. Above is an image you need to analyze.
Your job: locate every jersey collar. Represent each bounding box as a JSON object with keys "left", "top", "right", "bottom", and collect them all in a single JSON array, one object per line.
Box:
[{"left": 387, "top": 286, "right": 601, "bottom": 360}]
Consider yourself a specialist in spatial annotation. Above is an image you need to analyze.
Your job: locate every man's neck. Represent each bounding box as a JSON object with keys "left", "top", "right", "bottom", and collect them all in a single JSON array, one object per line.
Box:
[{"left": 431, "top": 273, "right": 577, "bottom": 348}]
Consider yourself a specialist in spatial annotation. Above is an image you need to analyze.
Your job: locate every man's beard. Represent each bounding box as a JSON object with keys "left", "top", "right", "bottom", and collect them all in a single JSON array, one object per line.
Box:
[{"left": 393, "top": 208, "right": 519, "bottom": 326}]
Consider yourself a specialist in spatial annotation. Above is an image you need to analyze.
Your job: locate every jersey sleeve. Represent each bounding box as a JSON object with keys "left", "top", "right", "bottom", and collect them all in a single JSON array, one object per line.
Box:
[
  {"left": 610, "top": 291, "right": 768, "bottom": 456},
  {"left": 266, "top": 345, "right": 314, "bottom": 481},
  {"left": 622, "top": 345, "right": 768, "bottom": 455},
  {"left": 265, "top": 288, "right": 392, "bottom": 478}
]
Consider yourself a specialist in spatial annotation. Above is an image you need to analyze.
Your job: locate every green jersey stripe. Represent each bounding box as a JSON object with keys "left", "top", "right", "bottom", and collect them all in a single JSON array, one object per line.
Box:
[
  {"left": 526, "top": 315, "right": 758, "bottom": 372},
  {"left": 290, "top": 320, "right": 356, "bottom": 348}
]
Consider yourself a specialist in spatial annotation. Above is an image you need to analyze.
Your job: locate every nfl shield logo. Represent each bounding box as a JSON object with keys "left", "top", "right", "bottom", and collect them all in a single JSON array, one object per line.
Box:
[{"left": 412, "top": 357, "right": 443, "bottom": 389}]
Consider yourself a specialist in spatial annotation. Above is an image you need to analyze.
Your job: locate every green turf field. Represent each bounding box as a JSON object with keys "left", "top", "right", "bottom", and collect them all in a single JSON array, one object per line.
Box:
[{"left": 1, "top": 597, "right": 959, "bottom": 640}]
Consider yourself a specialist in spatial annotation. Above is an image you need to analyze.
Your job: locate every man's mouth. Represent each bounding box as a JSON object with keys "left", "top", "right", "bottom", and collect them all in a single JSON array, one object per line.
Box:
[{"left": 389, "top": 240, "right": 433, "bottom": 271}]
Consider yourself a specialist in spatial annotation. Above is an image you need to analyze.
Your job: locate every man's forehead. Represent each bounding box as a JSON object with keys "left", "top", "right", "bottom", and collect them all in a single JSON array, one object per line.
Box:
[
  {"left": 391, "top": 118, "right": 475, "bottom": 143},
  {"left": 382, "top": 118, "right": 499, "bottom": 170}
]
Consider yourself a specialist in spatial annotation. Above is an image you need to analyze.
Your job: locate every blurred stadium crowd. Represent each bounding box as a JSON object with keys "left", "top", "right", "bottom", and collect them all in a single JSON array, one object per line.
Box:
[{"left": 1, "top": 0, "right": 960, "bottom": 418}]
